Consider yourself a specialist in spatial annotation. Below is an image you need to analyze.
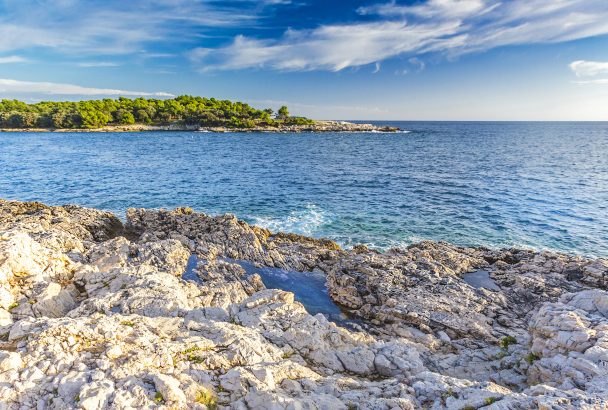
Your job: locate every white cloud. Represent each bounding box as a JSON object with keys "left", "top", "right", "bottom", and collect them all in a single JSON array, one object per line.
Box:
[
  {"left": 196, "top": 0, "right": 608, "bottom": 72},
  {"left": 2, "top": 0, "right": 608, "bottom": 76},
  {"left": 373, "top": 62, "right": 381, "bottom": 73},
  {"left": 0, "top": 78, "right": 174, "bottom": 96},
  {"left": 261, "top": 0, "right": 292, "bottom": 4},
  {"left": 0, "top": 0, "right": 280, "bottom": 55},
  {"left": 408, "top": 57, "right": 426, "bottom": 72},
  {"left": 573, "top": 78, "right": 608, "bottom": 84},
  {"left": 140, "top": 52, "right": 176, "bottom": 59},
  {"left": 77, "top": 62, "right": 120, "bottom": 67},
  {"left": 358, "top": 0, "right": 490, "bottom": 19},
  {"left": 193, "top": 20, "right": 462, "bottom": 71},
  {"left": 0, "top": 55, "right": 27, "bottom": 64},
  {"left": 569, "top": 60, "right": 608, "bottom": 77}
]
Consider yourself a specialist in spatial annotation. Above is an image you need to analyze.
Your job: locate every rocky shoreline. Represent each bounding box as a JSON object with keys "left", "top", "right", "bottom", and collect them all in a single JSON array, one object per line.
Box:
[
  {"left": 0, "top": 120, "right": 399, "bottom": 133},
  {"left": 1, "top": 199, "right": 606, "bottom": 409}
]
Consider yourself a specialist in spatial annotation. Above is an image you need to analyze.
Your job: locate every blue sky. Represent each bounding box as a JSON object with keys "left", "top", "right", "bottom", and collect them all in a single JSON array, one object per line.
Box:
[{"left": 0, "top": 0, "right": 607, "bottom": 120}]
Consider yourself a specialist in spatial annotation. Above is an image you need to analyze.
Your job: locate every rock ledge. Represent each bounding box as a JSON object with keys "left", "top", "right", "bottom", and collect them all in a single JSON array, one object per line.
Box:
[{"left": 0, "top": 199, "right": 606, "bottom": 409}]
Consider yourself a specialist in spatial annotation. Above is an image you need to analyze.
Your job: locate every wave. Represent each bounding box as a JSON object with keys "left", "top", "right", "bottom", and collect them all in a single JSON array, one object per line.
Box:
[
  {"left": 366, "top": 129, "right": 411, "bottom": 134},
  {"left": 249, "top": 204, "right": 331, "bottom": 237}
]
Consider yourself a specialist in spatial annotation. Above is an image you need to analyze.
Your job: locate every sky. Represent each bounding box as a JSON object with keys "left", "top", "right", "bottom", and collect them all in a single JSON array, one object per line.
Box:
[{"left": 0, "top": 0, "right": 607, "bottom": 120}]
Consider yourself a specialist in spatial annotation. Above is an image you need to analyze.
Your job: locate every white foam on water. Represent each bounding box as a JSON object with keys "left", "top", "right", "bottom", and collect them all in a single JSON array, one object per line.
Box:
[
  {"left": 250, "top": 204, "right": 331, "bottom": 237},
  {"left": 363, "top": 129, "right": 411, "bottom": 134}
]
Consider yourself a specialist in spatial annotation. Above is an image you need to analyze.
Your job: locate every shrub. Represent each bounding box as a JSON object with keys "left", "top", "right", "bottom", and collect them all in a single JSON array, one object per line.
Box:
[
  {"left": 186, "top": 354, "right": 204, "bottom": 364},
  {"left": 525, "top": 352, "right": 540, "bottom": 364},
  {"left": 485, "top": 397, "right": 500, "bottom": 405},
  {"left": 195, "top": 387, "right": 217, "bottom": 409},
  {"left": 153, "top": 392, "right": 164, "bottom": 404},
  {"left": 500, "top": 335, "right": 517, "bottom": 349}
]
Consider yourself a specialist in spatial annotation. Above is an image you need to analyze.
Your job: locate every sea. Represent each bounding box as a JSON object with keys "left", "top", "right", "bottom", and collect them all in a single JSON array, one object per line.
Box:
[{"left": 1, "top": 121, "right": 606, "bottom": 257}]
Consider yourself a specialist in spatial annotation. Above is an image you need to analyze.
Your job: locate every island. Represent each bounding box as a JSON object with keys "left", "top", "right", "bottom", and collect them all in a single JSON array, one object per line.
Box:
[
  {"left": 0, "top": 96, "right": 398, "bottom": 133},
  {"left": 0, "top": 199, "right": 606, "bottom": 408}
]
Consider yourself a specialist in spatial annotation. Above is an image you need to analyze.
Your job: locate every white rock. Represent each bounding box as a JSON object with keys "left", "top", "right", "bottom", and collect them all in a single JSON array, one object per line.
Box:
[
  {"left": 79, "top": 380, "right": 115, "bottom": 410},
  {"left": 58, "top": 370, "right": 87, "bottom": 400},
  {"left": 33, "top": 282, "right": 76, "bottom": 318},
  {"left": 153, "top": 374, "right": 186, "bottom": 403},
  {"left": 0, "top": 352, "right": 22, "bottom": 372}
]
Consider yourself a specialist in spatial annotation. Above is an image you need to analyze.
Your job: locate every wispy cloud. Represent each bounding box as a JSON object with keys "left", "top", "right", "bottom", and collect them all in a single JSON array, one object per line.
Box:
[
  {"left": 0, "top": 0, "right": 287, "bottom": 55},
  {"left": 357, "top": 0, "right": 492, "bottom": 19},
  {"left": 408, "top": 57, "right": 426, "bottom": 72},
  {"left": 2, "top": 0, "right": 608, "bottom": 77},
  {"left": 76, "top": 62, "right": 120, "bottom": 67},
  {"left": 192, "top": 20, "right": 462, "bottom": 71},
  {"left": 196, "top": 0, "right": 608, "bottom": 72},
  {"left": 0, "top": 78, "right": 174, "bottom": 96},
  {"left": 140, "top": 52, "right": 176, "bottom": 59},
  {"left": 573, "top": 78, "right": 608, "bottom": 85},
  {"left": 569, "top": 60, "right": 608, "bottom": 77},
  {"left": 0, "top": 55, "right": 27, "bottom": 64}
]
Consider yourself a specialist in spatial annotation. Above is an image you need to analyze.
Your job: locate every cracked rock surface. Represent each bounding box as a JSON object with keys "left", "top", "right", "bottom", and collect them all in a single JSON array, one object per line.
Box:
[{"left": 1, "top": 199, "right": 607, "bottom": 409}]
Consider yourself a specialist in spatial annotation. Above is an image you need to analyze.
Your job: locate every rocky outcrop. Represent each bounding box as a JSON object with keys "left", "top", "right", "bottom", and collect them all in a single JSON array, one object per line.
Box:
[
  {"left": 0, "top": 199, "right": 607, "bottom": 409},
  {"left": 528, "top": 290, "right": 608, "bottom": 391},
  {"left": 1, "top": 120, "right": 399, "bottom": 133}
]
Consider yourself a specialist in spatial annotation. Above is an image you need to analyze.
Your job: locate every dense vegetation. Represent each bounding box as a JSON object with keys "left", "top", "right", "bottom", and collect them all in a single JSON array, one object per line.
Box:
[{"left": 0, "top": 96, "right": 314, "bottom": 129}]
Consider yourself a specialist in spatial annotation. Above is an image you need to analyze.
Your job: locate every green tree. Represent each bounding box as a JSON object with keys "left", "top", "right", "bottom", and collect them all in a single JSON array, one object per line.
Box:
[
  {"left": 36, "top": 114, "right": 53, "bottom": 128},
  {"left": 6, "top": 113, "right": 24, "bottom": 128},
  {"left": 0, "top": 96, "right": 310, "bottom": 129},
  {"left": 135, "top": 109, "right": 152, "bottom": 124},
  {"left": 277, "top": 106, "right": 289, "bottom": 119},
  {"left": 115, "top": 109, "right": 135, "bottom": 125},
  {"left": 79, "top": 106, "right": 110, "bottom": 129}
]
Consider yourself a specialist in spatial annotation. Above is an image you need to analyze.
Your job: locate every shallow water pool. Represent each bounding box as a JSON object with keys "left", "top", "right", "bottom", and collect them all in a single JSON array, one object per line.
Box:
[
  {"left": 226, "top": 259, "right": 360, "bottom": 327},
  {"left": 181, "top": 255, "right": 357, "bottom": 326},
  {"left": 463, "top": 269, "right": 500, "bottom": 291},
  {"left": 182, "top": 254, "right": 204, "bottom": 285}
]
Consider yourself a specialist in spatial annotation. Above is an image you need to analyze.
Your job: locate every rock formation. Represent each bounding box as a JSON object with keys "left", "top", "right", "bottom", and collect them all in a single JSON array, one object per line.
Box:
[{"left": 0, "top": 199, "right": 606, "bottom": 409}]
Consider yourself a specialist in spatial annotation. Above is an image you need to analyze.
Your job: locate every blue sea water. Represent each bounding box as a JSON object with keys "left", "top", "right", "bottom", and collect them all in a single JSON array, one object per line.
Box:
[
  {"left": 0, "top": 121, "right": 607, "bottom": 257},
  {"left": 222, "top": 258, "right": 355, "bottom": 325}
]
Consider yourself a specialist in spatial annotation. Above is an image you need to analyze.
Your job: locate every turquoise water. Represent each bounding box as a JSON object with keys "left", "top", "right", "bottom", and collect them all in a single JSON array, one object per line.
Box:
[{"left": 0, "top": 121, "right": 607, "bottom": 257}]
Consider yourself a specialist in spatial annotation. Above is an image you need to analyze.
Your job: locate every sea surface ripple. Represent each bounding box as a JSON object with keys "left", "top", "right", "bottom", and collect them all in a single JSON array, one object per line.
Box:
[{"left": 0, "top": 121, "right": 606, "bottom": 257}]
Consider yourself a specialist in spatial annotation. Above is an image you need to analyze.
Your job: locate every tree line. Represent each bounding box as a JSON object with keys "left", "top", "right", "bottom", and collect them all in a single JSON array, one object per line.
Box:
[{"left": 0, "top": 96, "right": 313, "bottom": 129}]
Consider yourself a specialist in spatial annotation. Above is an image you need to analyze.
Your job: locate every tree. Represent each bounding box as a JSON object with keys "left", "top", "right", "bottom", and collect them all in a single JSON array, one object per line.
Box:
[
  {"left": 277, "top": 106, "right": 289, "bottom": 119},
  {"left": 6, "top": 113, "right": 24, "bottom": 128},
  {"left": 115, "top": 109, "right": 135, "bottom": 125},
  {"left": 135, "top": 109, "right": 152, "bottom": 124},
  {"left": 36, "top": 114, "right": 53, "bottom": 128},
  {"left": 79, "top": 106, "right": 110, "bottom": 129},
  {"left": 0, "top": 96, "right": 310, "bottom": 129}
]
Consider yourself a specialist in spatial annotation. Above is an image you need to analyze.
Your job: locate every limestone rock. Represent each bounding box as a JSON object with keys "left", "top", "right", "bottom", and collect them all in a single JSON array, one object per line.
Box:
[
  {"left": 153, "top": 374, "right": 187, "bottom": 403},
  {"left": 0, "top": 199, "right": 606, "bottom": 409}
]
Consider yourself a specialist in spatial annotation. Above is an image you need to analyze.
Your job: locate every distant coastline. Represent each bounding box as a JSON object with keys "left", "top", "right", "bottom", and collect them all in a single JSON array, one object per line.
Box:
[
  {"left": 0, "top": 95, "right": 398, "bottom": 133},
  {"left": 0, "top": 120, "right": 398, "bottom": 133}
]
